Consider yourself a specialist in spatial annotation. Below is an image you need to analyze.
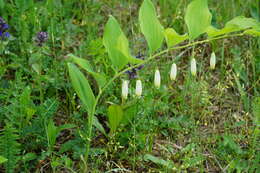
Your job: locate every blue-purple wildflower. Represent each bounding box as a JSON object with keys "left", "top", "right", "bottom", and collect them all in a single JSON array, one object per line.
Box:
[
  {"left": 0, "top": 17, "right": 10, "bottom": 40},
  {"left": 126, "top": 52, "right": 145, "bottom": 79},
  {"left": 35, "top": 31, "right": 48, "bottom": 46}
]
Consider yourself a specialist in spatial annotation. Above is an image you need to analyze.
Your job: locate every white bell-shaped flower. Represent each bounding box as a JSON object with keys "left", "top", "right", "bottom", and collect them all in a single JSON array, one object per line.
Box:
[
  {"left": 170, "top": 63, "right": 177, "bottom": 81},
  {"left": 135, "top": 80, "right": 142, "bottom": 97},
  {"left": 154, "top": 69, "right": 161, "bottom": 88},
  {"left": 191, "top": 58, "right": 197, "bottom": 76},
  {"left": 122, "top": 80, "right": 128, "bottom": 100},
  {"left": 210, "top": 52, "right": 216, "bottom": 70}
]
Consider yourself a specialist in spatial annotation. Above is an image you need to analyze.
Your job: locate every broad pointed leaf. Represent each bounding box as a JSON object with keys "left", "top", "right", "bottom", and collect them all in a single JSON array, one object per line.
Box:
[
  {"left": 69, "top": 54, "right": 107, "bottom": 88},
  {"left": 206, "top": 25, "right": 236, "bottom": 37},
  {"left": 67, "top": 63, "right": 95, "bottom": 113},
  {"left": 185, "top": 0, "right": 212, "bottom": 40},
  {"left": 139, "top": 0, "right": 164, "bottom": 54},
  {"left": 108, "top": 105, "right": 123, "bottom": 134},
  {"left": 68, "top": 54, "right": 95, "bottom": 73},
  {"left": 244, "top": 29, "right": 260, "bottom": 37},
  {"left": 164, "top": 28, "right": 188, "bottom": 47},
  {"left": 0, "top": 156, "right": 7, "bottom": 164},
  {"left": 93, "top": 116, "right": 107, "bottom": 136},
  {"left": 144, "top": 154, "right": 175, "bottom": 169},
  {"left": 103, "top": 16, "right": 131, "bottom": 70},
  {"left": 207, "top": 16, "right": 260, "bottom": 37},
  {"left": 121, "top": 104, "right": 138, "bottom": 126},
  {"left": 226, "top": 16, "right": 260, "bottom": 30}
]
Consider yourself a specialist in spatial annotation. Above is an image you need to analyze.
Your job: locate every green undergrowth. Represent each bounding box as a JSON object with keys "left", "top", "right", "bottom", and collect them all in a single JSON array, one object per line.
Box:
[{"left": 0, "top": 0, "right": 259, "bottom": 172}]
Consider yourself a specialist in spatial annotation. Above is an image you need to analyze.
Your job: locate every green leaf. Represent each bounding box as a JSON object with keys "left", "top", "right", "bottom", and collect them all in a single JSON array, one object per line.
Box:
[
  {"left": 47, "top": 119, "right": 58, "bottom": 149},
  {"left": 226, "top": 16, "right": 260, "bottom": 31},
  {"left": 207, "top": 16, "right": 260, "bottom": 37},
  {"left": 0, "top": 125, "right": 20, "bottom": 172},
  {"left": 144, "top": 154, "right": 176, "bottom": 170},
  {"left": 103, "top": 16, "right": 131, "bottom": 70},
  {"left": 164, "top": 28, "right": 188, "bottom": 47},
  {"left": 244, "top": 29, "right": 260, "bottom": 37},
  {"left": 206, "top": 26, "right": 229, "bottom": 37},
  {"left": 185, "top": 0, "right": 212, "bottom": 40},
  {"left": 128, "top": 56, "right": 144, "bottom": 64},
  {"left": 182, "top": 155, "right": 205, "bottom": 168},
  {"left": 223, "top": 135, "right": 243, "bottom": 154},
  {"left": 0, "top": 156, "right": 8, "bottom": 164},
  {"left": 121, "top": 104, "right": 138, "bottom": 126},
  {"left": 19, "top": 86, "right": 35, "bottom": 122},
  {"left": 22, "top": 153, "right": 37, "bottom": 162},
  {"left": 108, "top": 105, "right": 123, "bottom": 134},
  {"left": 58, "top": 124, "right": 76, "bottom": 131},
  {"left": 93, "top": 116, "right": 107, "bottom": 136},
  {"left": 0, "top": 0, "right": 5, "bottom": 9},
  {"left": 139, "top": 0, "right": 164, "bottom": 54},
  {"left": 69, "top": 54, "right": 107, "bottom": 88},
  {"left": 92, "top": 73, "right": 107, "bottom": 89},
  {"left": 233, "top": 73, "right": 250, "bottom": 112},
  {"left": 47, "top": 120, "right": 76, "bottom": 150},
  {"left": 32, "top": 63, "right": 41, "bottom": 74},
  {"left": 68, "top": 54, "right": 95, "bottom": 73},
  {"left": 67, "top": 63, "right": 95, "bottom": 113}
]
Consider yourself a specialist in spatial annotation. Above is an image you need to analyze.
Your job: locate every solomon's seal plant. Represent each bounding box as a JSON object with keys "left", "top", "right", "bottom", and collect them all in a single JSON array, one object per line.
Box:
[{"left": 66, "top": 0, "right": 260, "bottom": 168}]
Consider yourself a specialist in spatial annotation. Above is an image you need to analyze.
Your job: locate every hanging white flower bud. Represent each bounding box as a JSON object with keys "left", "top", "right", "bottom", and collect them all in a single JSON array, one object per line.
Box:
[
  {"left": 170, "top": 63, "right": 177, "bottom": 81},
  {"left": 122, "top": 80, "right": 128, "bottom": 100},
  {"left": 135, "top": 80, "right": 142, "bottom": 97},
  {"left": 191, "top": 58, "right": 197, "bottom": 76},
  {"left": 154, "top": 69, "right": 161, "bottom": 88},
  {"left": 210, "top": 52, "right": 216, "bottom": 70}
]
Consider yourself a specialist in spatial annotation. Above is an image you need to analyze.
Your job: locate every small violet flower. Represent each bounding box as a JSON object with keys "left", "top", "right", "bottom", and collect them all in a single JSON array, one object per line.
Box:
[
  {"left": 35, "top": 31, "right": 48, "bottom": 46},
  {"left": 0, "top": 17, "right": 10, "bottom": 40},
  {"left": 125, "top": 52, "right": 144, "bottom": 79}
]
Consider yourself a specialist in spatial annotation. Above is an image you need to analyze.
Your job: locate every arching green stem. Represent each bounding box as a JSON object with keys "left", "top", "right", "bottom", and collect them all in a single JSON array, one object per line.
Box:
[{"left": 84, "top": 32, "right": 244, "bottom": 163}]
